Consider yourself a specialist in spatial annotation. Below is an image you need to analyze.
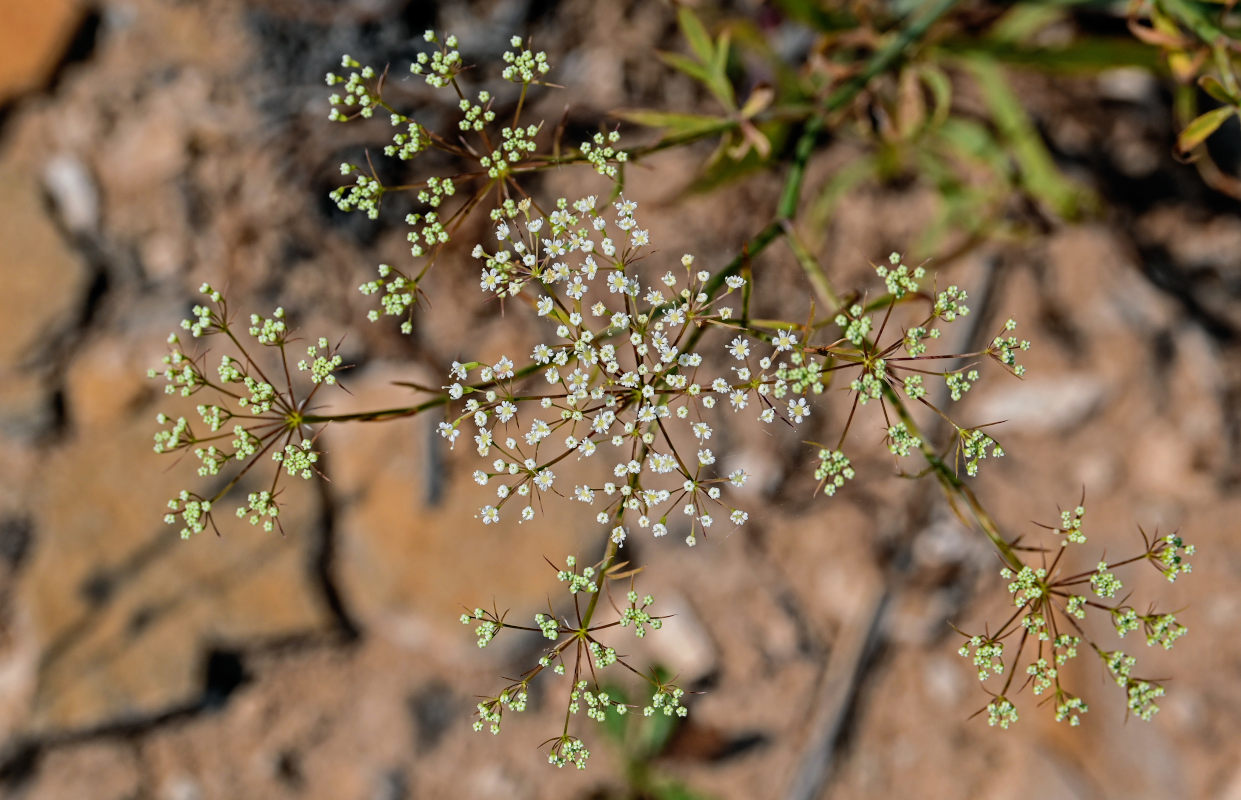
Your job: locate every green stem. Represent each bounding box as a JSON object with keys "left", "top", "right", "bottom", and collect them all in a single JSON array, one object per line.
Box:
[
  {"left": 302, "top": 396, "right": 446, "bottom": 424},
  {"left": 579, "top": 538, "right": 621, "bottom": 630},
  {"left": 878, "top": 381, "right": 1022, "bottom": 572},
  {"left": 778, "top": 0, "right": 960, "bottom": 218}
]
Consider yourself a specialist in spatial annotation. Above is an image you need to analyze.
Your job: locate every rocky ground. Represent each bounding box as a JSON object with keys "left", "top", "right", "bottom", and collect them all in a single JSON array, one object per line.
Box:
[{"left": 1, "top": 0, "right": 1241, "bottom": 798}]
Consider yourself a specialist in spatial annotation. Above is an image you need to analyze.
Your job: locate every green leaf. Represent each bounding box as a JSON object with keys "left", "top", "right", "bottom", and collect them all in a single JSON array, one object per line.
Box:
[
  {"left": 988, "top": 4, "right": 1066, "bottom": 44},
  {"left": 1199, "top": 75, "right": 1240, "bottom": 105},
  {"left": 932, "top": 38, "right": 1159, "bottom": 73},
  {"left": 916, "top": 64, "right": 953, "bottom": 127},
  {"left": 770, "top": 0, "right": 857, "bottom": 32},
  {"left": 710, "top": 31, "right": 737, "bottom": 110},
  {"left": 600, "top": 685, "right": 631, "bottom": 745},
  {"left": 712, "top": 29, "right": 730, "bottom": 74},
  {"left": 641, "top": 706, "right": 680, "bottom": 756},
  {"left": 964, "top": 57, "right": 1093, "bottom": 219},
  {"left": 658, "top": 51, "right": 712, "bottom": 85},
  {"left": 1160, "top": 0, "right": 1228, "bottom": 45},
  {"left": 653, "top": 781, "right": 716, "bottom": 800},
  {"left": 738, "top": 84, "right": 774, "bottom": 120},
  {"left": 678, "top": 7, "right": 715, "bottom": 65},
  {"left": 1177, "top": 105, "right": 1237, "bottom": 153},
  {"left": 934, "top": 119, "right": 1015, "bottom": 193},
  {"left": 613, "top": 109, "right": 733, "bottom": 138}
]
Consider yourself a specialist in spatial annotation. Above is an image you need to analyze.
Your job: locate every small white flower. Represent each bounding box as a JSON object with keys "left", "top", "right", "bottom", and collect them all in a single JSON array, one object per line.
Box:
[
  {"left": 788, "top": 397, "right": 810, "bottom": 424},
  {"left": 774, "top": 329, "right": 798, "bottom": 352},
  {"left": 438, "top": 421, "right": 460, "bottom": 445}
]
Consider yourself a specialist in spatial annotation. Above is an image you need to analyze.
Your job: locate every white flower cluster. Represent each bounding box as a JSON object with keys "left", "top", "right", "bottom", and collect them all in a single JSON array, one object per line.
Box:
[
  {"left": 297, "top": 337, "right": 344, "bottom": 385},
  {"left": 501, "top": 35, "right": 551, "bottom": 84},
  {"left": 326, "top": 55, "right": 378, "bottom": 121},
  {"left": 412, "top": 30, "right": 462, "bottom": 89},
  {"left": 439, "top": 196, "right": 823, "bottom": 545}
]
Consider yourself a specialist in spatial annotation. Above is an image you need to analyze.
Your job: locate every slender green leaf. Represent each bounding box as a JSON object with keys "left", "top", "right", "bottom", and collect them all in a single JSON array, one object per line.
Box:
[
  {"left": 964, "top": 57, "right": 1092, "bottom": 218},
  {"left": 770, "top": 0, "right": 858, "bottom": 31},
  {"left": 916, "top": 64, "right": 953, "bottom": 127},
  {"left": 658, "top": 51, "right": 712, "bottom": 84},
  {"left": 988, "top": 4, "right": 1066, "bottom": 44},
  {"left": 678, "top": 7, "right": 715, "bottom": 65},
  {"left": 1160, "top": 0, "right": 1227, "bottom": 44},
  {"left": 1177, "top": 105, "right": 1237, "bottom": 152},
  {"left": 613, "top": 109, "right": 733, "bottom": 137},
  {"left": 933, "top": 38, "right": 1160, "bottom": 72},
  {"left": 713, "top": 30, "right": 731, "bottom": 75},
  {"left": 641, "top": 704, "right": 680, "bottom": 755},
  {"left": 1199, "top": 75, "right": 1240, "bottom": 104},
  {"left": 739, "top": 84, "right": 774, "bottom": 119},
  {"left": 710, "top": 31, "right": 737, "bottom": 110},
  {"left": 600, "top": 684, "right": 631, "bottom": 745},
  {"left": 653, "top": 782, "right": 716, "bottom": 800},
  {"left": 934, "top": 117, "right": 1011, "bottom": 176}
]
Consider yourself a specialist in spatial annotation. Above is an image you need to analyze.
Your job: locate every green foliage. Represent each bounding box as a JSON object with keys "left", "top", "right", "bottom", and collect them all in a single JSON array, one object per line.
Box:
[
  {"left": 596, "top": 679, "right": 715, "bottom": 800},
  {"left": 1126, "top": 0, "right": 1241, "bottom": 191}
]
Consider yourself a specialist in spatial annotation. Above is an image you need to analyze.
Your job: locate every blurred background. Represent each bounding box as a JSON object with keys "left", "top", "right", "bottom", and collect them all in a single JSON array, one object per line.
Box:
[{"left": 1, "top": 0, "right": 1240, "bottom": 797}]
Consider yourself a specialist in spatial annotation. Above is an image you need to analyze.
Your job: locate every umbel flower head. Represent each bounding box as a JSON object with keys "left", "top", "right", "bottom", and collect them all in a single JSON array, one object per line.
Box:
[
  {"left": 148, "top": 284, "right": 345, "bottom": 538},
  {"left": 143, "top": 23, "right": 1198, "bottom": 773},
  {"left": 958, "top": 500, "right": 1195, "bottom": 730},
  {"left": 442, "top": 195, "right": 771, "bottom": 546}
]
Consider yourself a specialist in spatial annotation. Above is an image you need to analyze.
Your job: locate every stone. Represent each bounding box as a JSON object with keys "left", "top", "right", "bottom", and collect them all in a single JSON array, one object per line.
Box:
[
  {"left": 43, "top": 155, "right": 99, "bottom": 235},
  {"left": 62, "top": 337, "right": 149, "bottom": 431},
  {"left": 22, "top": 740, "right": 142, "bottom": 800},
  {"left": 0, "top": 0, "right": 84, "bottom": 104},
  {"left": 974, "top": 374, "right": 1107, "bottom": 434},
  {"left": 0, "top": 150, "right": 90, "bottom": 432},
  {"left": 0, "top": 153, "right": 88, "bottom": 374},
  {"left": 326, "top": 364, "right": 598, "bottom": 649},
  {"left": 14, "top": 406, "right": 333, "bottom": 737}
]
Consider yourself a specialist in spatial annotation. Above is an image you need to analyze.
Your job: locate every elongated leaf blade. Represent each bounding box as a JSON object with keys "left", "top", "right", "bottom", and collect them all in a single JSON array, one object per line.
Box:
[
  {"left": 1177, "top": 105, "right": 1237, "bottom": 153},
  {"left": 613, "top": 109, "right": 732, "bottom": 137},
  {"left": 678, "top": 7, "right": 715, "bottom": 65},
  {"left": 658, "top": 51, "right": 712, "bottom": 84},
  {"left": 1199, "top": 75, "right": 1239, "bottom": 105},
  {"left": 964, "top": 58, "right": 1092, "bottom": 219}
]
